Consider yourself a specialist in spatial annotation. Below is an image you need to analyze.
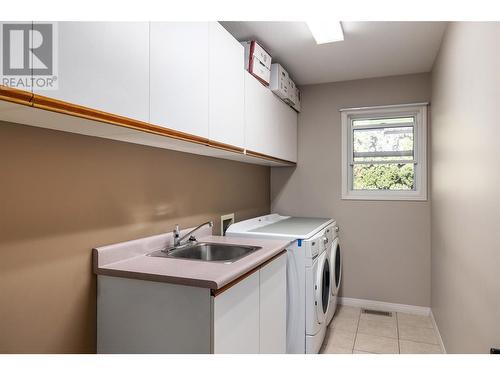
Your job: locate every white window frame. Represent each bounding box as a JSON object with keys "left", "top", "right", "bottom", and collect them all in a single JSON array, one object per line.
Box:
[{"left": 341, "top": 103, "right": 428, "bottom": 201}]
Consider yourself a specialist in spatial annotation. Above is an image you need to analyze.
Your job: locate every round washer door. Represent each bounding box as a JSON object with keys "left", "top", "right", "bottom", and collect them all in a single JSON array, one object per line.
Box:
[
  {"left": 314, "top": 251, "right": 330, "bottom": 324},
  {"left": 329, "top": 238, "right": 342, "bottom": 296}
]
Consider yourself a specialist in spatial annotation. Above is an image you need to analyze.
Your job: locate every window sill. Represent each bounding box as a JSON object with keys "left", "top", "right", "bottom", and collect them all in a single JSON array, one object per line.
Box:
[{"left": 341, "top": 191, "right": 427, "bottom": 201}]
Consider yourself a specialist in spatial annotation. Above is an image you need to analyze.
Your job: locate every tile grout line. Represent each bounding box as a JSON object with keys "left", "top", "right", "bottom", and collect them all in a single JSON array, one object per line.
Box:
[
  {"left": 355, "top": 309, "right": 401, "bottom": 354},
  {"left": 398, "top": 338, "right": 442, "bottom": 346},
  {"left": 396, "top": 312, "right": 401, "bottom": 354},
  {"left": 397, "top": 314, "right": 442, "bottom": 350},
  {"left": 397, "top": 318, "right": 441, "bottom": 346},
  {"left": 342, "top": 306, "right": 440, "bottom": 354},
  {"left": 352, "top": 308, "right": 361, "bottom": 353},
  {"left": 319, "top": 319, "right": 331, "bottom": 354},
  {"left": 358, "top": 316, "right": 400, "bottom": 340}
]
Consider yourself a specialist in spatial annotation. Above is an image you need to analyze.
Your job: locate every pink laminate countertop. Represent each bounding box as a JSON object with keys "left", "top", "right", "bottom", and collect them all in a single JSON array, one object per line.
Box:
[{"left": 93, "top": 234, "right": 290, "bottom": 290}]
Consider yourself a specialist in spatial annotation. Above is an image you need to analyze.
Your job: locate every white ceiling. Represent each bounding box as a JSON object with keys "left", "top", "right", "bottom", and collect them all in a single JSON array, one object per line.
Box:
[{"left": 221, "top": 22, "right": 447, "bottom": 85}]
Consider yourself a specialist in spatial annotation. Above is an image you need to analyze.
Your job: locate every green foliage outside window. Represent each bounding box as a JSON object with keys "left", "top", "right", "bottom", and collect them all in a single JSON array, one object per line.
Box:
[
  {"left": 352, "top": 118, "right": 415, "bottom": 191},
  {"left": 353, "top": 163, "right": 414, "bottom": 190}
]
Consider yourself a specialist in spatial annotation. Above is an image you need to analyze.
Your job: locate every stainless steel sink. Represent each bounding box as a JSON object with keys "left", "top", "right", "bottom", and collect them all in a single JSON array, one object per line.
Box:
[{"left": 147, "top": 242, "right": 261, "bottom": 263}]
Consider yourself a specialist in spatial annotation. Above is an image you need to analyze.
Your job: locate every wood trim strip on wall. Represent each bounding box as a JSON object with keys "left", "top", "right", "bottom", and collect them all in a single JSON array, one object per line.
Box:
[
  {"left": 211, "top": 250, "right": 287, "bottom": 297},
  {"left": 0, "top": 86, "right": 296, "bottom": 166},
  {"left": 245, "top": 149, "right": 296, "bottom": 166},
  {"left": 0, "top": 85, "right": 34, "bottom": 106},
  {"left": 33, "top": 93, "right": 210, "bottom": 146},
  {"left": 207, "top": 139, "right": 245, "bottom": 153}
]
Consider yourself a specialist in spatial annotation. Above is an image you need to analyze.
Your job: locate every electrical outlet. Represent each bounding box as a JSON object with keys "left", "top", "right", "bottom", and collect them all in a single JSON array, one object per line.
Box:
[{"left": 220, "top": 213, "right": 235, "bottom": 236}]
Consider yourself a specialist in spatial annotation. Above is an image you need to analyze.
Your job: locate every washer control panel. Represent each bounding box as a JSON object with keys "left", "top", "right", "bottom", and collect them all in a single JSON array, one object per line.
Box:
[{"left": 304, "top": 222, "right": 337, "bottom": 258}]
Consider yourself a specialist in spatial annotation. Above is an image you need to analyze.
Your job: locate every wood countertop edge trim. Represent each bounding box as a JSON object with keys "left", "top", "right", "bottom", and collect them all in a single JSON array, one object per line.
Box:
[
  {"left": 211, "top": 249, "right": 287, "bottom": 297},
  {"left": 0, "top": 87, "right": 294, "bottom": 165}
]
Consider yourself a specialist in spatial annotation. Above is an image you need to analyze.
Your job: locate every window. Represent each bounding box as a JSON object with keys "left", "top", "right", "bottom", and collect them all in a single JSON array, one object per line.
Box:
[{"left": 341, "top": 103, "right": 427, "bottom": 200}]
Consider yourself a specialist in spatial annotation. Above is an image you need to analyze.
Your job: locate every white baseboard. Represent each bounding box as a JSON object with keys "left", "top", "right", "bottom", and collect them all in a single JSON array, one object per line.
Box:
[
  {"left": 430, "top": 309, "right": 447, "bottom": 354},
  {"left": 339, "top": 297, "right": 431, "bottom": 316}
]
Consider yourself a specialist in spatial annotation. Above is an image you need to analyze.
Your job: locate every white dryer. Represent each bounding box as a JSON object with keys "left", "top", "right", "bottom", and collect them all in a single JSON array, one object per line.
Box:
[
  {"left": 226, "top": 214, "right": 336, "bottom": 354},
  {"left": 326, "top": 228, "right": 342, "bottom": 325}
]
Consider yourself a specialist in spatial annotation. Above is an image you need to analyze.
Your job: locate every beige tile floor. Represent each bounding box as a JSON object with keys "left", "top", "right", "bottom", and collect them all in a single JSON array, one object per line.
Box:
[{"left": 320, "top": 305, "right": 443, "bottom": 354}]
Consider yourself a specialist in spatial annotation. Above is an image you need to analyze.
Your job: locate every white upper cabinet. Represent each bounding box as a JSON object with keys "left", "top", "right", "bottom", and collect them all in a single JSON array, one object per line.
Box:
[
  {"left": 150, "top": 22, "right": 244, "bottom": 145},
  {"left": 274, "top": 93, "right": 298, "bottom": 162},
  {"left": 208, "top": 22, "right": 245, "bottom": 148},
  {"left": 23, "top": 22, "right": 297, "bottom": 165},
  {"left": 244, "top": 71, "right": 298, "bottom": 162},
  {"left": 150, "top": 22, "right": 209, "bottom": 138},
  {"left": 33, "top": 22, "right": 150, "bottom": 122},
  {"left": 244, "top": 72, "right": 272, "bottom": 155}
]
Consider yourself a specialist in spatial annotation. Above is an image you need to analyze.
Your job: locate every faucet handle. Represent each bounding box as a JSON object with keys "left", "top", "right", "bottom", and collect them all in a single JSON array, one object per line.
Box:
[{"left": 173, "top": 224, "right": 181, "bottom": 246}]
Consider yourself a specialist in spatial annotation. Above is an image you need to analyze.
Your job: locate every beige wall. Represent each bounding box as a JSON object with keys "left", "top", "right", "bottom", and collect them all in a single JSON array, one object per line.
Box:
[
  {"left": 0, "top": 122, "right": 270, "bottom": 353},
  {"left": 271, "top": 73, "right": 431, "bottom": 307},
  {"left": 431, "top": 22, "right": 500, "bottom": 353}
]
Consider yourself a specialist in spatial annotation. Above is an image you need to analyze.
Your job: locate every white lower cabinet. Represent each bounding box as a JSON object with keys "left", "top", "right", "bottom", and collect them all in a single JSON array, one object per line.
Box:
[
  {"left": 213, "top": 253, "right": 286, "bottom": 353},
  {"left": 97, "top": 252, "right": 287, "bottom": 353},
  {"left": 213, "top": 271, "right": 260, "bottom": 353},
  {"left": 97, "top": 276, "right": 212, "bottom": 354},
  {"left": 259, "top": 252, "right": 287, "bottom": 353}
]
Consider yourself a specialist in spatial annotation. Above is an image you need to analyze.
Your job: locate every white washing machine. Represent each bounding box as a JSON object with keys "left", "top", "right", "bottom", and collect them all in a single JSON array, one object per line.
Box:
[
  {"left": 326, "top": 230, "right": 342, "bottom": 325},
  {"left": 226, "top": 214, "right": 336, "bottom": 354},
  {"left": 305, "top": 242, "right": 331, "bottom": 353}
]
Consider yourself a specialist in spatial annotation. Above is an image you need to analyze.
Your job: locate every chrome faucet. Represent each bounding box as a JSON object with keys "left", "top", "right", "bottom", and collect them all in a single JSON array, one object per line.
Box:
[{"left": 169, "top": 221, "right": 214, "bottom": 250}]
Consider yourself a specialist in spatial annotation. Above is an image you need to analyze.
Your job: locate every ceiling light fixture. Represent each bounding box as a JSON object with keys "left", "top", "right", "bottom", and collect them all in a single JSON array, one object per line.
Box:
[{"left": 306, "top": 21, "right": 344, "bottom": 44}]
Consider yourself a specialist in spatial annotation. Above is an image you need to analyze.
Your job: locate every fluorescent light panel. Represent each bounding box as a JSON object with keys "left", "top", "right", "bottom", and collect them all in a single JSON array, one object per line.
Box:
[{"left": 307, "top": 21, "right": 344, "bottom": 44}]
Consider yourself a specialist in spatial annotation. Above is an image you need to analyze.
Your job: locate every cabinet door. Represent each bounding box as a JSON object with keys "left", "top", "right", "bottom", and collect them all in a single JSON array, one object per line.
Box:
[
  {"left": 273, "top": 96, "right": 298, "bottom": 162},
  {"left": 213, "top": 271, "right": 259, "bottom": 353},
  {"left": 244, "top": 71, "right": 273, "bottom": 155},
  {"left": 259, "top": 253, "right": 287, "bottom": 353},
  {"left": 244, "top": 71, "right": 298, "bottom": 162},
  {"left": 33, "top": 22, "right": 150, "bottom": 122},
  {"left": 208, "top": 22, "right": 244, "bottom": 148},
  {"left": 150, "top": 22, "right": 209, "bottom": 138}
]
